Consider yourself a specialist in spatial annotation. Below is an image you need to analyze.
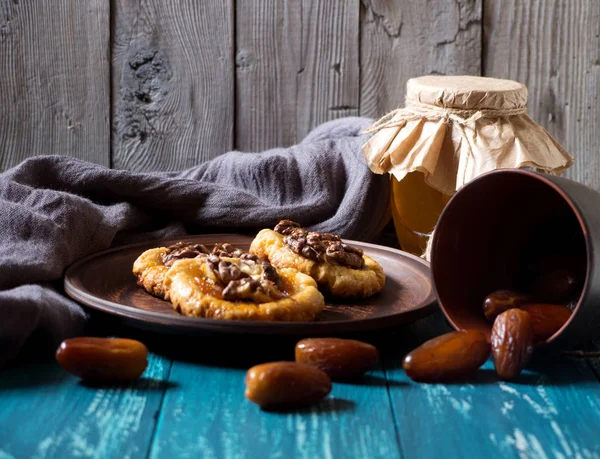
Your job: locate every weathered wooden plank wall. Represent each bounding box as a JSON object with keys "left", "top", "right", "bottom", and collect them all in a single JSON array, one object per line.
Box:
[
  {"left": 483, "top": 0, "right": 600, "bottom": 187},
  {"left": 236, "top": 0, "right": 360, "bottom": 151},
  {"left": 0, "top": 0, "right": 110, "bottom": 170},
  {"left": 112, "top": 0, "right": 234, "bottom": 171},
  {"left": 360, "top": 0, "right": 482, "bottom": 118},
  {"left": 0, "top": 0, "right": 598, "bottom": 188},
  {"left": 236, "top": 0, "right": 301, "bottom": 151}
]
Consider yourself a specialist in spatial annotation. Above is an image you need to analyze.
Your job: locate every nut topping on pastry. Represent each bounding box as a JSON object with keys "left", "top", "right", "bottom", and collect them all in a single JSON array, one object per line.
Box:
[
  {"left": 211, "top": 242, "right": 260, "bottom": 260},
  {"left": 274, "top": 219, "right": 302, "bottom": 235},
  {"left": 203, "top": 256, "right": 286, "bottom": 303},
  {"left": 250, "top": 225, "right": 385, "bottom": 298},
  {"left": 274, "top": 220, "right": 365, "bottom": 269},
  {"left": 135, "top": 239, "right": 326, "bottom": 321},
  {"left": 161, "top": 242, "right": 210, "bottom": 266},
  {"left": 223, "top": 277, "right": 284, "bottom": 302},
  {"left": 325, "top": 241, "right": 364, "bottom": 269},
  {"left": 218, "top": 260, "right": 244, "bottom": 283},
  {"left": 136, "top": 241, "right": 276, "bottom": 300}
]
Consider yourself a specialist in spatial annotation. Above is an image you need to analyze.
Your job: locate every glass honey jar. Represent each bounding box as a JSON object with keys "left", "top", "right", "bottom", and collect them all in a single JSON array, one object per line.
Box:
[{"left": 362, "top": 75, "right": 575, "bottom": 257}]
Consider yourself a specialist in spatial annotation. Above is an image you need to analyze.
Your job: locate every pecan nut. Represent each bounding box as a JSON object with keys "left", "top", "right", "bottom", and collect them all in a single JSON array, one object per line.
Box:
[
  {"left": 274, "top": 220, "right": 303, "bottom": 235},
  {"left": 162, "top": 242, "right": 210, "bottom": 266},
  {"left": 222, "top": 277, "right": 259, "bottom": 300},
  {"left": 218, "top": 260, "right": 245, "bottom": 283},
  {"left": 325, "top": 242, "right": 364, "bottom": 269},
  {"left": 275, "top": 220, "right": 365, "bottom": 269},
  {"left": 211, "top": 242, "right": 246, "bottom": 258}
]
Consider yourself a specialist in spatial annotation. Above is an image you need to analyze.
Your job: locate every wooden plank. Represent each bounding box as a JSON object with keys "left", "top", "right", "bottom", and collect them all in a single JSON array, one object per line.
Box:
[
  {"left": 112, "top": 0, "right": 234, "bottom": 171},
  {"left": 0, "top": 354, "right": 172, "bottom": 459},
  {"left": 236, "top": 0, "right": 360, "bottom": 151},
  {"left": 483, "top": 0, "right": 600, "bottom": 190},
  {"left": 148, "top": 344, "right": 401, "bottom": 458},
  {"left": 383, "top": 312, "right": 600, "bottom": 458},
  {"left": 0, "top": 0, "right": 110, "bottom": 170},
  {"left": 360, "top": 0, "right": 482, "bottom": 119},
  {"left": 296, "top": 1, "right": 360, "bottom": 141},
  {"left": 235, "top": 0, "right": 301, "bottom": 151}
]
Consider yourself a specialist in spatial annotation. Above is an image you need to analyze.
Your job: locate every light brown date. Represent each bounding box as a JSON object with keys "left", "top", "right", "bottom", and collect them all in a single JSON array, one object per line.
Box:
[
  {"left": 402, "top": 330, "right": 490, "bottom": 383},
  {"left": 483, "top": 290, "right": 530, "bottom": 322},
  {"left": 491, "top": 309, "right": 534, "bottom": 381},
  {"left": 295, "top": 338, "right": 379, "bottom": 380},
  {"left": 245, "top": 362, "right": 332, "bottom": 410},
  {"left": 56, "top": 337, "right": 148, "bottom": 383},
  {"left": 520, "top": 303, "right": 572, "bottom": 343}
]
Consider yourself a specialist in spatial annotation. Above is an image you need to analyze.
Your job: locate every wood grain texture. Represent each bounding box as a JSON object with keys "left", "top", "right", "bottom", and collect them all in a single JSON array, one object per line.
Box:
[
  {"left": 296, "top": 1, "right": 360, "bottom": 141},
  {"left": 383, "top": 313, "right": 600, "bottom": 459},
  {"left": 483, "top": 0, "right": 600, "bottom": 189},
  {"left": 0, "top": 0, "right": 110, "bottom": 170},
  {"left": 235, "top": 0, "right": 301, "bottom": 151},
  {"left": 0, "top": 355, "right": 171, "bottom": 459},
  {"left": 359, "top": 0, "right": 482, "bottom": 119},
  {"left": 237, "top": 0, "right": 360, "bottom": 150},
  {"left": 3, "top": 321, "right": 600, "bottom": 457},
  {"left": 112, "top": 0, "right": 234, "bottom": 172},
  {"left": 148, "top": 360, "right": 401, "bottom": 459}
]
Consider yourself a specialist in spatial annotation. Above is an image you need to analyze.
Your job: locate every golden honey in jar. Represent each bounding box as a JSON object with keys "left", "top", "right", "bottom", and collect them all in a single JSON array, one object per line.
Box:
[
  {"left": 362, "top": 75, "right": 574, "bottom": 257},
  {"left": 390, "top": 171, "right": 451, "bottom": 256}
]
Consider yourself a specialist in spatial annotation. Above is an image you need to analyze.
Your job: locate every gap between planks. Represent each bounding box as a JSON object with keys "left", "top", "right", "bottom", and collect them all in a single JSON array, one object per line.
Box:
[{"left": 144, "top": 358, "right": 174, "bottom": 459}]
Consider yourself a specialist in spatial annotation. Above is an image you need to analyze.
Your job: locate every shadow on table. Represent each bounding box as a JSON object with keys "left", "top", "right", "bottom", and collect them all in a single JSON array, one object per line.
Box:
[
  {"left": 61, "top": 310, "right": 600, "bottom": 387},
  {"left": 261, "top": 398, "right": 356, "bottom": 415},
  {"left": 0, "top": 361, "right": 179, "bottom": 392},
  {"left": 0, "top": 361, "right": 72, "bottom": 390},
  {"left": 336, "top": 374, "right": 408, "bottom": 388},
  {"left": 80, "top": 377, "right": 178, "bottom": 391},
  {"left": 83, "top": 310, "right": 412, "bottom": 369}
]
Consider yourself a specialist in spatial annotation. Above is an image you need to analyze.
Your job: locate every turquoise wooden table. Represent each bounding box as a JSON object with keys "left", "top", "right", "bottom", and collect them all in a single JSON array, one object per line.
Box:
[{"left": 1, "top": 311, "right": 600, "bottom": 459}]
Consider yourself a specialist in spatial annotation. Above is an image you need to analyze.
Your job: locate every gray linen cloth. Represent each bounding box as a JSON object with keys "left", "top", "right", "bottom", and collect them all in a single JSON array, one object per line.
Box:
[{"left": 0, "top": 117, "right": 390, "bottom": 367}]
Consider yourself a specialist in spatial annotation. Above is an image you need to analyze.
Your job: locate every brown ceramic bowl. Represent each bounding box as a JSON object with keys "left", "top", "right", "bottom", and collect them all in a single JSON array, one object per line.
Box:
[{"left": 430, "top": 169, "right": 600, "bottom": 350}]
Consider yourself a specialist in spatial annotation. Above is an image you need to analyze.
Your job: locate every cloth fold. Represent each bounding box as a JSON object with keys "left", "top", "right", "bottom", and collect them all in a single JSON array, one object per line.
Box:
[{"left": 0, "top": 117, "right": 390, "bottom": 367}]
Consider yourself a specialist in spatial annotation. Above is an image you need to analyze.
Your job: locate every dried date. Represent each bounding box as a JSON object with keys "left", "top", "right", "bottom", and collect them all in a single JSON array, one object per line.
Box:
[
  {"left": 245, "top": 362, "right": 332, "bottom": 410},
  {"left": 530, "top": 268, "right": 579, "bottom": 303},
  {"left": 56, "top": 337, "right": 148, "bottom": 383},
  {"left": 520, "top": 303, "right": 572, "bottom": 343},
  {"left": 402, "top": 330, "right": 490, "bottom": 382},
  {"left": 491, "top": 309, "right": 534, "bottom": 381},
  {"left": 295, "top": 338, "right": 379, "bottom": 380},
  {"left": 482, "top": 290, "right": 530, "bottom": 322}
]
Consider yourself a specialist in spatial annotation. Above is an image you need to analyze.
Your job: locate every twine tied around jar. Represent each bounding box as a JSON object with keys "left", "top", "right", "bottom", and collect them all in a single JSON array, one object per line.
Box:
[{"left": 363, "top": 102, "right": 528, "bottom": 136}]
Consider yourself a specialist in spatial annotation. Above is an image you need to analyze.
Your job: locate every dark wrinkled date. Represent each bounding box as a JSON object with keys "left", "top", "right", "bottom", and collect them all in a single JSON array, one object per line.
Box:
[
  {"left": 483, "top": 290, "right": 530, "bottom": 322},
  {"left": 491, "top": 309, "right": 534, "bottom": 381},
  {"left": 530, "top": 268, "right": 580, "bottom": 304}
]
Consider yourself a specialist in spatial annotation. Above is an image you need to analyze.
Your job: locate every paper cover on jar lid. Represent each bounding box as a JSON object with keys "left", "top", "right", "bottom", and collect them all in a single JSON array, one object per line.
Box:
[{"left": 362, "top": 75, "right": 575, "bottom": 195}]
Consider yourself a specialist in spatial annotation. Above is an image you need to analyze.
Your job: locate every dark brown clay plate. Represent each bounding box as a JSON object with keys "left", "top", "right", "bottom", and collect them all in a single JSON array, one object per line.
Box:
[{"left": 64, "top": 234, "right": 437, "bottom": 336}]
